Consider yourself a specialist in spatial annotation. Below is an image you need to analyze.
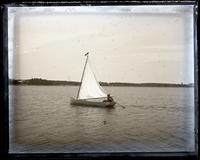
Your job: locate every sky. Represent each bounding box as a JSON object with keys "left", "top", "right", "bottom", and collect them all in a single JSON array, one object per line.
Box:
[{"left": 8, "top": 6, "right": 194, "bottom": 84}]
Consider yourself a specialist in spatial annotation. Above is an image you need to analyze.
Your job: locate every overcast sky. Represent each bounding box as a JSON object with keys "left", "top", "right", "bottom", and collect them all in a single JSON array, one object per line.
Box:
[{"left": 8, "top": 6, "right": 194, "bottom": 83}]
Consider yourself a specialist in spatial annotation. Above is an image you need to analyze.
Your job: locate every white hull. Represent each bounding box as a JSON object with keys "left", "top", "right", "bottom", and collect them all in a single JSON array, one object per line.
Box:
[{"left": 70, "top": 97, "right": 116, "bottom": 108}]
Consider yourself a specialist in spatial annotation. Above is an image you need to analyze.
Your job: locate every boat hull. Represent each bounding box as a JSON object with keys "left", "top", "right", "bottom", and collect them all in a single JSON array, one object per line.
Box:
[{"left": 70, "top": 97, "right": 116, "bottom": 108}]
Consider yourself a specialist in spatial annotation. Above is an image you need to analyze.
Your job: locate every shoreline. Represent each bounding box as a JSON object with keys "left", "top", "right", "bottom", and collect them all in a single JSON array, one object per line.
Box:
[{"left": 9, "top": 78, "right": 194, "bottom": 88}]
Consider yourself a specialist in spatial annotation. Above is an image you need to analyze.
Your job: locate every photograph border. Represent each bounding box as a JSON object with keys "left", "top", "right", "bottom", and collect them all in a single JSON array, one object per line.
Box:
[{"left": 0, "top": 1, "right": 198, "bottom": 159}]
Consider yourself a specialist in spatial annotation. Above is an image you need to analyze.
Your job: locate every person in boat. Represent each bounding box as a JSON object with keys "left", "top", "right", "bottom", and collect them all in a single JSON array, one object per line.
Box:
[{"left": 103, "top": 94, "right": 113, "bottom": 102}]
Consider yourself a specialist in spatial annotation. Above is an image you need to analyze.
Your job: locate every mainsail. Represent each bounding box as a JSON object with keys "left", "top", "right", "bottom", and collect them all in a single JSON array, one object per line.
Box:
[{"left": 77, "top": 55, "right": 107, "bottom": 100}]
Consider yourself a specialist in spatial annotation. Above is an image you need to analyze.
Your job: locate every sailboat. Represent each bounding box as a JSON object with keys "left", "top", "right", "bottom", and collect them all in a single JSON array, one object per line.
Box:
[{"left": 70, "top": 52, "right": 116, "bottom": 108}]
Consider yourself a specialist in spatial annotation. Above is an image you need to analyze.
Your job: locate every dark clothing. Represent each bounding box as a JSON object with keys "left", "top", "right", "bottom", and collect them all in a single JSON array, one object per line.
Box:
[
  {"left": 107, "top": 96, "right": 113, "bottom": 102},
  {"left": 103, "top": 95, "right": 113, "bottom": 102}
]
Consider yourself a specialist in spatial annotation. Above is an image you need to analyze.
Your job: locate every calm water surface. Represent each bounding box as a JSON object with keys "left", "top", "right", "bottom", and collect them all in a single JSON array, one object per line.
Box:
[{"left": 9, "top": 85, "right": 195, "bottom": 153}]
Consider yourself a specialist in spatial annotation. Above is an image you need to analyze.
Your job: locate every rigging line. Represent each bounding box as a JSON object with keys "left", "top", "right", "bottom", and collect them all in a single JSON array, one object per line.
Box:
[{"left": 76, "top": 52, "right": 89, "bottom": 99}]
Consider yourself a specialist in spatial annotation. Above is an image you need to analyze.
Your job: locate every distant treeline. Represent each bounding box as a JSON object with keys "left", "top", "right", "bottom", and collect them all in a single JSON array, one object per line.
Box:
[
  {"left": 9, "top": 78, "right": 79, "bottom": 86},
  {"left": 9, "top": 78, "right": 194, "bottom": 87}
]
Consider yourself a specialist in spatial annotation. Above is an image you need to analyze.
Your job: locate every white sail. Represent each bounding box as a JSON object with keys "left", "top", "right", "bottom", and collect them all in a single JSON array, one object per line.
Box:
[{"left": 78, "top": 59, "right": 107, "bottom": 100}]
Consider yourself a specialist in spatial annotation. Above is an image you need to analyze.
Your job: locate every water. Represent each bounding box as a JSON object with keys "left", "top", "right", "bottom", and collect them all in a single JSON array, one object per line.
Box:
[{"left": 9, "top": 85, "right": 195, "bottom": 153}]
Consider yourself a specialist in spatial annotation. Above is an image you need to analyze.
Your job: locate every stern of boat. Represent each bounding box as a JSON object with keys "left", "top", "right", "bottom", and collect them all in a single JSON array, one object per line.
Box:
[
  {"left": 106, "top": 101, "right": 116, "bottom": 107},
  {"left": 70, "top": 97, "right": 75, "bottom": 105}
]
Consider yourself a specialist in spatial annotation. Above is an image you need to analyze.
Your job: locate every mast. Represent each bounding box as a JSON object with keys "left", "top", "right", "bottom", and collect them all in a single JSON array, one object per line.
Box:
[{"left": 76, "top": 52, "right": 89, "bottom": 99}]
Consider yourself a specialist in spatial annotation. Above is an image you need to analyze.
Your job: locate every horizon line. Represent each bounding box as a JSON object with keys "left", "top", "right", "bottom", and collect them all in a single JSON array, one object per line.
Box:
[{"left": 9, "top": 78, "right": 194, "bottom": 85}]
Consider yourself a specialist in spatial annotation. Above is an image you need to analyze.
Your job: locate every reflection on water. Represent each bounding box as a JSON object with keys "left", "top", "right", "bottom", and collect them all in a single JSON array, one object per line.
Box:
[{"left": 9, "top": 85, "right": 195, "bottom": 153}]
